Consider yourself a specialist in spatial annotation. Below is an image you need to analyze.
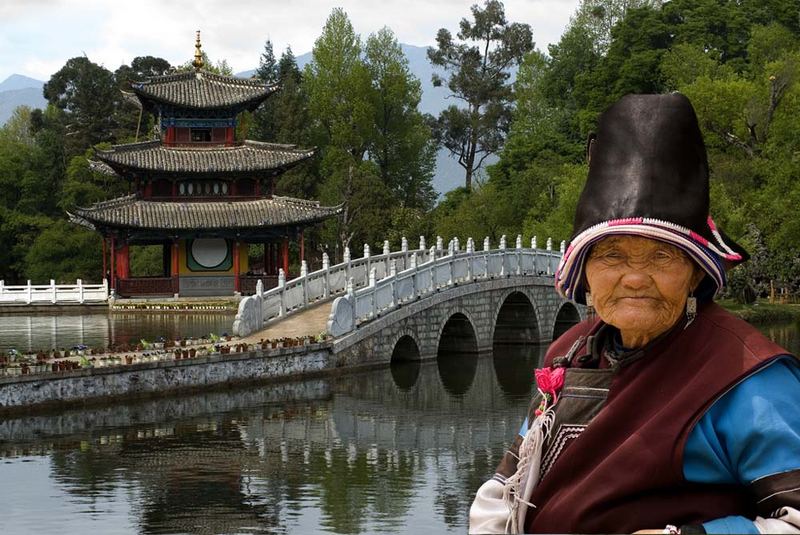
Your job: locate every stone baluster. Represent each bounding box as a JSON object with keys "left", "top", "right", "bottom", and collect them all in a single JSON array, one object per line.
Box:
[
  {"left": 383, "top": 240, "right": 390, "bottom": 256},
  {"left": 278, "top": 268, "right": 286, "bottom": 316},
  {"left": 500, "top": 235, "right": 507, "bottom": 249},
  {"left": 466, "top": 239, "right": 474, "bottom": 280},
  {"left": 531, "top": 236, "right": 537, "bottom": 249},
  {"left": 401, "top": 236, "right": 408, "bottom": 252},
  {"left": 344, "top": 246, "right": 351, "bottom": 292},
  {"left": 364, "top": 243, "right": 371, "bottom": 288},
  {"left": 429, "top": 246, "right": 437, "bottom": 292},
  {"left": 453, "top": 237, "right": 460, "bottom": 253},
  {"left": 390, "top": 259, "right": 397, "bottom": 277},
  {"left": 300, "top": 260, "right": 309, "bottom": 305},
  {"left": 390, "top": 259, "right": 398, "bottom": 307},
  {"left": 369, "top": 267, "right": 378, "bottom": 318},
  {"left": 560, "top": 240, "right": 566, "bottom": 254},
  {"left": 50, "top": 279, "right": 56, "bottom": 304},
  {"left": 516, "top": 235, "right": 522, "bottom": 249},
  {"left": 516, "top": 235, "right": 523, "bottom": 275},
  {"left": 484, "top": 237, "right": 490, "bottom": 251},
  {"left": 436, "top": 235, "right": 443, "bottom": 252},
  {"left": 255, "top": 279, "right": 264, "bottom": 298},
  {"left": 410, "top": 252, "right": 418, "bottom": 269},
  {"left": 322, "top": 252, "right": 330, "bottom": 298},
  {"left": 546, "top": 238, "right": 553, "bottom": 275},
  {"left": 546, "top": 237, "right": 552, "bottom": 251},
  {"left": 448, "top": 239, "right": 455, "bottom": 256},
  {"left": 77, "top": 278, "right": 84, "bottom": 304},
  {"left": 419, "top": 235, "right": 426, "bottom": 252}
]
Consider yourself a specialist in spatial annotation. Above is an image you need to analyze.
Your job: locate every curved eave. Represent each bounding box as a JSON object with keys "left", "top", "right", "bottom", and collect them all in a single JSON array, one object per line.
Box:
[
  {"left": 131, "top": 84, "right": 279, "bottom": 114},
  {"left": 92, "top": 143, "right": 315, "bottom": 177}
]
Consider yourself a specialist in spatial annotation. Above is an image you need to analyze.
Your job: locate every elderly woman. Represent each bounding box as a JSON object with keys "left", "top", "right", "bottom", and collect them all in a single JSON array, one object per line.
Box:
[{"left": 470, "top": 94, "right": 800, "bottom": 534}]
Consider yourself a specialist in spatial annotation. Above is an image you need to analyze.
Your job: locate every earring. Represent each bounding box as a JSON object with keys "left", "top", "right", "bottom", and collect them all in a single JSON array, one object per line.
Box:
[
  {"left": 585, "top": 292, "right": 594, "bottom": 319},
  {"left": 685, "top": 294, "right": 697, "bottom": 327}
]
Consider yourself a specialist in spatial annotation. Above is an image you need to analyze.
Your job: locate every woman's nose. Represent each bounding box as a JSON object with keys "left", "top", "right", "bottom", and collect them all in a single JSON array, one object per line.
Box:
[{"left": 620, "top": 269, "right": 652, "bottom": 290}]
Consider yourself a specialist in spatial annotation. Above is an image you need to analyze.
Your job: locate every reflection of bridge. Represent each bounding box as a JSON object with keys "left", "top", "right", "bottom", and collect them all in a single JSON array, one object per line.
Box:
[
  {"left": 0, "top": 355, "right": 542, "bottom": 534},
  {"left": 236, "top": 235, "right": 586, "bottom": 367}
]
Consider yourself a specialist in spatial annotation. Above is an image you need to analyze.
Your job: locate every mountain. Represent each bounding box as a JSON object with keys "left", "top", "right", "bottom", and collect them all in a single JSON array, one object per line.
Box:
[
  {"left": 237, "top": 44, "right": 466, "bottom": 194},
  {"left": 0, "top": 75, "right": 47, "bottom": 125}
]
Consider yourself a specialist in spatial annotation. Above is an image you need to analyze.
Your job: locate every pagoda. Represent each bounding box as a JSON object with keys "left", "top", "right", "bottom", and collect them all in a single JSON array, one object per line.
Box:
[{"left": 70, "top": 33, "right": 340, "bottom": 298}]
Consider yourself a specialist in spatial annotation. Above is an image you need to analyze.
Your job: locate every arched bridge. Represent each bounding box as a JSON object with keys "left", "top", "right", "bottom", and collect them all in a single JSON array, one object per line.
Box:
[{"left": 233, "top": 235, "right": 586, "bottom": 367}]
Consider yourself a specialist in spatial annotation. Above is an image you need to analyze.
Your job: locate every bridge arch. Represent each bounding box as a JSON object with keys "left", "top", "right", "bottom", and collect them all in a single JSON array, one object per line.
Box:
[
  {"left": 552, "top": 302, "right": 582, "bottom": 341},
  {"left": 436, "top": 311, "right": 479, "bottom": 396},
  {"left": 435, "top": 309, "right": 480, "bottom": 356},
  {"left": 390, "top": 333, "right": 422, "bottom": 391},
  {"left": 491, "top": 290, "right": 541, "bottom": 347}
]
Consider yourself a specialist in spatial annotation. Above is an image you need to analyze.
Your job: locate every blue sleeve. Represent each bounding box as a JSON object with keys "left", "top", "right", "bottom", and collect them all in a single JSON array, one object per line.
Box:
[
  {"left": 683, "top": 357, "right": 800, "bottom": 533},
  {"left": 519, "top": 417, "right": 528, "bottom": 437}
]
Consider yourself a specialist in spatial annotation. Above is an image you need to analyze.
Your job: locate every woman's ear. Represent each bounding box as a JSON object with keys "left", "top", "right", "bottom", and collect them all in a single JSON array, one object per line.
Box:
[{"left": 691, "top": 266, "right": 705, "bottom": 291}]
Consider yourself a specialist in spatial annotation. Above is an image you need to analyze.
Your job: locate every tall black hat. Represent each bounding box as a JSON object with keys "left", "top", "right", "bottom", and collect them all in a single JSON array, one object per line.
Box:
[{"left": 555, "top": 93, "right": 747, "bottom": 304}]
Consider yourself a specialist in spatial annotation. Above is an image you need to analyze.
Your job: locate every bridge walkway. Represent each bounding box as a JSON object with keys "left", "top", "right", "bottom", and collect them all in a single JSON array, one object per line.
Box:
[{"left": 237, "top": 301, "right": 332, "bottom": 344}]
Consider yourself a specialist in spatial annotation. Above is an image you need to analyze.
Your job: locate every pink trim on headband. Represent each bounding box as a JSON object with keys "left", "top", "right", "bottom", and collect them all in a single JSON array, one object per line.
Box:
[
  {"left": 608, "top": 217, "right": 643, "bottom": 226},
  {"left": 689, "top": 231, "right": 709, "bottom": 246},
  {"left": 707, "top": 216, "right": 717, "bottom": 232}
]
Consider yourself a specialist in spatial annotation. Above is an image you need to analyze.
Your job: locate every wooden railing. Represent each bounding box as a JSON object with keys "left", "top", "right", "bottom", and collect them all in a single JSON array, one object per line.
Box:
[
  {"left": 116, "top": 277, "right": 178, "bottom": 297},
  {"left": 239, "top": 275, "right": 279, "bottom": 295},
  {"left": 0, "top": 279, "right": 108, "bottom": 305}
]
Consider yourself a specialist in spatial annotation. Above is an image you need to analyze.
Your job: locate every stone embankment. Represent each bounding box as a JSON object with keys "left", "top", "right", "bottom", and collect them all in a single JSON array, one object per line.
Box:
[{"left": 0, "top": 343, "right": 336, "bottom": 414}]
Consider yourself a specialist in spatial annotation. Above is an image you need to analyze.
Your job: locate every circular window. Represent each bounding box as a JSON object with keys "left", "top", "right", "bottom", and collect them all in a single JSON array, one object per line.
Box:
[
  {"left": 187, "top": 183, "right": 194, "bottom": 194},
  {"left": 213, "top": 182, "right": 220, "bottom": 194},
  {"left": 179, "top": 183, "right": 186, "bottom": 195},
  {"left": 204, "top": 182, "right": 211, "bottom": 194},
  {"left": 191, "top": 239, "right": 228, "bottom": 268},
  {"left": 222, "top": 182, "right": 229, "bottom": 194}
]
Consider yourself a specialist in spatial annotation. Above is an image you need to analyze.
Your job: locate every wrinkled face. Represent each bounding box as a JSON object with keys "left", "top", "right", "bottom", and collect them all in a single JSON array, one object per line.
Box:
[{"left": 585, "top": 236, "right": 705, "bottom": 347}]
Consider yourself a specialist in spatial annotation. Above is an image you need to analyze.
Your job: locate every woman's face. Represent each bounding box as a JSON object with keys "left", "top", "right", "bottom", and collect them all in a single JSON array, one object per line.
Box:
[{"left": 585, "top": 235, "right": 705, "bottom": 348}]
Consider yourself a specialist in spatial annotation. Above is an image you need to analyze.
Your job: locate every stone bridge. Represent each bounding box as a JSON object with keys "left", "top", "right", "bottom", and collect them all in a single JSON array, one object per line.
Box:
[{"left": 235, "top": 235, "right": 587, "bottom": 370}]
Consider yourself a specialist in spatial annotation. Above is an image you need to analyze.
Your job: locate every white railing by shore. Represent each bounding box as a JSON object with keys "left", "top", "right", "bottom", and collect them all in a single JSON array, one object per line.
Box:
[
  {"left": 0, "top": 279, "right": 109, "bottom": 305},
  {"left": 233, "top": 235, "right": 564, "bottom": 338}
]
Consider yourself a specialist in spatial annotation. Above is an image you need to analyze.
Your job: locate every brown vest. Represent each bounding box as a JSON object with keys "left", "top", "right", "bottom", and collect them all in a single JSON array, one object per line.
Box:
[{"left": 525, "top": 302, "right": 790, "bottom": 533}]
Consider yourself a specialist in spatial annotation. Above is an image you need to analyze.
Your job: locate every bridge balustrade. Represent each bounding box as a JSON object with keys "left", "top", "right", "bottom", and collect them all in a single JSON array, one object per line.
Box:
[
  {"left": 0, "top": 279, "right": 109, "bottom": 305},
  {"left": 233, "top": 235, "right": 564, "bottom": 338}
]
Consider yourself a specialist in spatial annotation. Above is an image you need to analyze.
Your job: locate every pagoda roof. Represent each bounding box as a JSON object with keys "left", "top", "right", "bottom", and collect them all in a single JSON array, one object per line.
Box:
[
  {"left": 69, "top": 195, "right": 342, "bottom": 232},
  {"left": 131, "top": 70, "right": 278, "bottom": 110},
  {"left": 94, "top": 140, "right": 314, "bottom": 176}
]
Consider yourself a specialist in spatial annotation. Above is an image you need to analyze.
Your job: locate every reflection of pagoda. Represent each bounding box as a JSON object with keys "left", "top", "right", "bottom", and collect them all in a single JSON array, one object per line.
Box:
[{"left": 70, "top": 33, "right": 340, "bottom": 298}]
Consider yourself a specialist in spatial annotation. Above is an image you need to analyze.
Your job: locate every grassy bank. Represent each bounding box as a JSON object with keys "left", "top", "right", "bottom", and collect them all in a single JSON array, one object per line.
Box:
[{"left": 718, "top": 299, "right": 800, "bottom": 324}]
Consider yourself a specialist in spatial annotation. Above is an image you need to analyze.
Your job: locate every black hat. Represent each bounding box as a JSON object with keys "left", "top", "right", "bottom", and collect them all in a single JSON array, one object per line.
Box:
[{"left": 555, "top": 93, "right": 747, "bottom": 304}]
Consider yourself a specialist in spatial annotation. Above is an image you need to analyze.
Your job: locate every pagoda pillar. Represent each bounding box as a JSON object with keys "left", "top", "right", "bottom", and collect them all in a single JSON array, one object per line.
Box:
[
  {"left": 116, "top": 241, "right": 130, "bottom": 280},
  {"left": 300, "top": 230, "right": 305, "bottom": 264},
  {"left": 171, "top": 240, "right": 180, "bottom": 294},
  {"left": 281, "top": 237, "right": 289, "bottom": 277},
  {"left": 233, "top": 240, "right": 241, "bottom": 293},
  {"left": 102, "top": 238, "right": 108, "bottom": 284},
  {"left": 110, "top": 237, "right": 117, "bottom": 291},
  {"left": 263, "top": 242, "right": 269, "bottom": 276}
]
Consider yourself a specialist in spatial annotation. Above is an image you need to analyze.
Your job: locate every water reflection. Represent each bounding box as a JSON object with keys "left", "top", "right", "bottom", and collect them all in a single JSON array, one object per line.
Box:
[
  {"left": 0, "top": 319, "right": 796, "bottom": 534},
  {"left": 0, "top": 355, "right": 533, "bottom": 534},
  {"left": 0, "top": 311, "right": 236, "bottom": 352}
]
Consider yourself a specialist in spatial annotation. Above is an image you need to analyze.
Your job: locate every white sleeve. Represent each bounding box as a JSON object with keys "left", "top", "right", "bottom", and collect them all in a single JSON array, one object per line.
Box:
[
  {"left": 469, "top": 478, "right": 510, "bottom": 534},
  {"left": 754, "top": 507, "right": 800, "bottom": 534}
]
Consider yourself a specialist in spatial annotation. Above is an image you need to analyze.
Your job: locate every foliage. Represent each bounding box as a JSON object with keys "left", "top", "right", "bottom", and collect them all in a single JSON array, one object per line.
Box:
[{"left": 427, "top": 0, "right": 533, "bottom": 190}]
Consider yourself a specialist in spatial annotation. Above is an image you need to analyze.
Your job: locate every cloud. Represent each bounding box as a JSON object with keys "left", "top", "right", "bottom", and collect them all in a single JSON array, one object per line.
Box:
[{"left": 0, "top": 0, "right": 579, "bottom": 82}]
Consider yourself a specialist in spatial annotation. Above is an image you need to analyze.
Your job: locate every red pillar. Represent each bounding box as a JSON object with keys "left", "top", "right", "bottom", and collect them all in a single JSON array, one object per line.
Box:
[
  {"left": 281, "top": 237, "right": 289, "bottom": 276},
  {"left": 233, "top": 240, "right": 241, "bottom": 293},
  {"left": 171, "top": 240, "right": 180, "bottom": 295},
  {"left": 116, "top": 241, "right": 130, "bottom": 279},
  {"left": 110, "top": 237, "right": 117, "bottom": 290},
  {"left": 263, "top": 242, "right": 269, "bottom": 275},
  {"left": 102, "top": 237, "right": 107, "bottom": 284},
  {"left": 299, "top": 230, "right": 305, "bottom": 264}
]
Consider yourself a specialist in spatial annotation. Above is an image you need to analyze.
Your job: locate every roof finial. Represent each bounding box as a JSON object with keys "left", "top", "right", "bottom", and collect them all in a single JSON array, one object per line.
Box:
[{"left": 192, "top": 30, "right": 204, "bottom": 71}]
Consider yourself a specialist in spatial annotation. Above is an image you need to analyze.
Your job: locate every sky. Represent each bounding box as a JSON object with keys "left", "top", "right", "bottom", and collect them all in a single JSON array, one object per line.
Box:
[{"left": 0, "top": 0, "right": 580, "bottom": 83}]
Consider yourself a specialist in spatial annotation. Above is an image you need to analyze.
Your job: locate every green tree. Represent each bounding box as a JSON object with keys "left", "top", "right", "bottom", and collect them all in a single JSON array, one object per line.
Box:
[
  {"left": 427, "top": 0, "right": 534, "bottom": 191},
  {"left": 43, "top": 57, "right": 121, "bottom": 156},
  {"left": 364, "top": 28, "right": 437, "bottom": 210}
]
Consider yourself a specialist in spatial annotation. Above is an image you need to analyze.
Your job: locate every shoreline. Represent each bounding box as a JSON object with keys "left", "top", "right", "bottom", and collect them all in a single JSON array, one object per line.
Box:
[{"left": 719, "top": 299, "right": 800, "bottom": 324}]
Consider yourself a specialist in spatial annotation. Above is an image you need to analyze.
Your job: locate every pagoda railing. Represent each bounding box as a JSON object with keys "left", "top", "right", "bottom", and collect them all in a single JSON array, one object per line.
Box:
[
  {"left": 116, "top": 277, "right": 177, "bottom": 297},
  {"left": 233, "top": 235, "right": 565, "bottom": 338},
  {"left": 0, "top": 279, "right": 108, "bottom": 305},
  {"left": 239, "top": 275, "right": 279, "bottom": 295}
]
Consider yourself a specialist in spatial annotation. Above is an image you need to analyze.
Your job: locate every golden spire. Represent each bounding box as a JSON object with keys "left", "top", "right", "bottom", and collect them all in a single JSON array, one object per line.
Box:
[{"left": 192, "top": 30, "right": 204, "bottom": 71}]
